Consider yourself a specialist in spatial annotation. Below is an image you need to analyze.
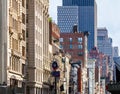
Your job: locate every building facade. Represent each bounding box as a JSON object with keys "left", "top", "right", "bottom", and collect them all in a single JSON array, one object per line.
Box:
[
  {"left": 63, "top": 0, "right": 95, "bottom": 6},
  {"left": 113, "top": 46, "right": 119, "bottom": 57},
  {"left": 88, "top": 59, "right": 96, "bottom": 94},
  {"left": 58, "top": 0, "right": 97, "bottom": 51},
  {"left": 89, "top": 47, "right": 109, "bottom": 94},
  {"left": 97, "top": 27, "right": 113, "bottom": 80},
  {"left": 49, "top": 21, "right": 71, "bottom": 94},
  {"left": 26, "top": 0, "right": 49, "bottom": 94},
  {"left": 60, "top": 28, "right": 89, "bottom": 93},
  {"left": 0, "top": 0, "right": 26, "bottom": 91}
]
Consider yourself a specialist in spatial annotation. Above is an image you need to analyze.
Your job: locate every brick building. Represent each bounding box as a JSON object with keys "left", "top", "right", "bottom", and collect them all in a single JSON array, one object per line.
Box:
[{"left": 60, "top": 26, "right": 89, "bottom": 93}]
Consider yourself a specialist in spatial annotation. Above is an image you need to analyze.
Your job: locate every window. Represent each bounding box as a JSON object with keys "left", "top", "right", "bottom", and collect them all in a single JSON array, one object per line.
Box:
[
  {"left": 59, "top": 38, "right": 63, "bottom": 42},
  {"left": 78, "top": 37, "right": 82, "bottom": 43},
  {"left": 22, "top": 29, "right": 25, "bottom": 41},
  {"left": 26, "top": 0, "right": 29, "bottom": 9},
  {"left": 26, "top": 28, "right": 28, "bottom": 37},
  {"left": 10, "top": 78, "right": 18, "bottom": 86},
  {"left": 69, "top": 38, "right": 72, "bottom": 42},
  {"left": 78, "top": 45, "right": 83, "bottom": 49},
  {"left": 22, "top": 0, "right": 25, "bottom": 7},
  {"left": 22, "top": 46, "right": 25, "bottom": 56},
  {"left": 97, "top": 36, "right": 105, "bottom": 41},
  {"left": 26, "top": 14, "right": 28, "bottom": 23},
  {"left": 11, "top": 55, "right": 20, "bottom": 72},
  {"left": 22, "top": 13, "right": 25, "bottom": 24},
  {"left": 22, "top": 64, "right": 25, "bottom": 75},
  {"left": 78, "top": 52, "right": 83, "bottom": 56},
  {"left": 69, "top": 44, "right": 73, "bottom": 49},
  {"left": 60, "top": 45, "right": 63, "bottom": 49},
  {"left": 12, "top": 38, "right": 18, "bottom": 51}
]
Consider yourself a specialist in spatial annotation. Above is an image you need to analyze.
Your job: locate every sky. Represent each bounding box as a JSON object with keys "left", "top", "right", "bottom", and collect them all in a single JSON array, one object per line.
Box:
[{"left": 49, "top": 0, "right": 120, "bottom": 55}]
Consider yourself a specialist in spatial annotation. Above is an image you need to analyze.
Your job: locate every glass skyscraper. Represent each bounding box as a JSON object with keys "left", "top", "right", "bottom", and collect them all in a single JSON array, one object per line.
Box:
[
  {"left": 63, "top": 0, "right": 94, "bottom": 6},
  {"left": 58, "top": 0, "right": 97, "bottom": 51}
]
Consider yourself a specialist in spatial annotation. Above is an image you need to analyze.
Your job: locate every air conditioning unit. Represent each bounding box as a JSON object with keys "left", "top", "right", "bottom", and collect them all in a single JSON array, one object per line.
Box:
[{"left": 19, "top": 33, "right": 23, "bottom": 40}]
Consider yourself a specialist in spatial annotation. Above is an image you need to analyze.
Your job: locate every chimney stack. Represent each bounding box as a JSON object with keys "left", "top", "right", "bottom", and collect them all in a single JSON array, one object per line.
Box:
[{"left": 73, "top": 24, "right": 77, "bottom": 33}]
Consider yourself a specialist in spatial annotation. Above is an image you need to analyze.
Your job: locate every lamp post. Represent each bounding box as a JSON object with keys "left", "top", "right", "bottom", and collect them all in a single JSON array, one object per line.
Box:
[{"left": 51, "top": 60, "right": 60, "bottom": 94}]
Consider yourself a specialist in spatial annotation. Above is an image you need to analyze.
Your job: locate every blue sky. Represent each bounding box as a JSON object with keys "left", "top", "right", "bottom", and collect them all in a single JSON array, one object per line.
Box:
[{"left": 49, "top": 0, "right": 120, "bottom": 55}]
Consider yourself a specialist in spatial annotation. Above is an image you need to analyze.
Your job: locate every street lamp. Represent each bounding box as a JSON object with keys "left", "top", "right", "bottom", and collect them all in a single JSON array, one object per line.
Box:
[{"left": 51, "top": 60, "right": 60, "bottom": 94}]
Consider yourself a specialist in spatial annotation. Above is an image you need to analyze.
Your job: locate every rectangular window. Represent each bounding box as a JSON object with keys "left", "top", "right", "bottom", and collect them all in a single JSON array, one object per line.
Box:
[
  {"left": 22, "top": 0, "right": 25, "bottom": 7},
  {"left": 26, "top": 0, "right": 29, "bottom": 9},
  {"left": 69, "top": 38, "right": 72, "bottom": 42},
  {"left": 22, "top": 64, "right": 25, "bottom": 75},
  {"left": 22, "top": 13, "right": 25, "bottom": 24},
  {"left": 78, "top": 37, "right": 82, "bottom": 43},
  {"left": 78, "top": 52, "right": 83, "bottom": 56},
  {"left": 59, "top": 38, "right": 63, "bottom": 42},
  {"left": 22, "top": 29, "right": 25, "bottom": 41},
  {"left": 26, "top": 28, "right": 28, "bottom": 38},
  {"left": 22, "top": 46, "right": 25, "bottom": 56},
  {"left": 69, "top": 44, "right": 73, "bottom": 49},
  {"left": 26, "top": 14, "right": 28, "bottom": 23},
  {"left": 78, "top": 45, "right": 83, "bottom": 49}
]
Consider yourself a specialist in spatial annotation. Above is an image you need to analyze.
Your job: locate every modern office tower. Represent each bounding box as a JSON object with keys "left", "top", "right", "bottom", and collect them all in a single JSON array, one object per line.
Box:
[
  {"left": 97, "top": 27, "right": 113, "bottom": 80},
  {"left": 63, "top": 0, "right": 95, "bottom": 6},
  {"left": 58, "top": 0, "right": 97, "bottom": 51},
  {"left": 113, "top": 46, "right": 119, "bottom": 57},
  {"left": 58, "top": 6, "right": 79, "bottom": 33},
  {"left": 26, "top": 0, "right": 49, "bottom": 94},
  {"left": 0, "top": 0, "right": 26, "bottom": 92}
]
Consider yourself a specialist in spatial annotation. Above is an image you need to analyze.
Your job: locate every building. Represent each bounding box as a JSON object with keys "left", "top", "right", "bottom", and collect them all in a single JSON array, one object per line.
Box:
[
  {"left": 113, "top": 47, "right": 119, "bottom": 57},
  {"left": 58, "top": 0, "right": 97, "bottom": 51},
  {"left": 106, "top": 57, "right": 120, "bottom": 94},
  {"left": 70, "top": 63, "right": 81, "bottom": 94},
  {"left": 60, "top": 27, "right": 89, "bottom": 93},
  {"left": 87, "top": 59, "right": 96, "bottom": 94},
  {"left": 89, "top": 47, "right": 109, "bottom": 94},
  {"left": 49, "top": 21, "right": 71, "bottom": 94},
  {"left": 0, "top": 0, "right": 26, "bottom": 92},
  {"left": 112, "top": 46, "right": 119, "bottom": 83},
  {"left": 97, "top": 27, "right": 113, "bottom": 80},
  {"left": 26, "top": 0, "right": 49, "bottom": 94}
]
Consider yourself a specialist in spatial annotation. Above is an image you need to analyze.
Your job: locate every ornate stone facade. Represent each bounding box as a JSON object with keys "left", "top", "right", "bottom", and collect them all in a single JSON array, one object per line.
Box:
[{"left": 0, "top": 0, "right": 26, "bottom": 89}]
